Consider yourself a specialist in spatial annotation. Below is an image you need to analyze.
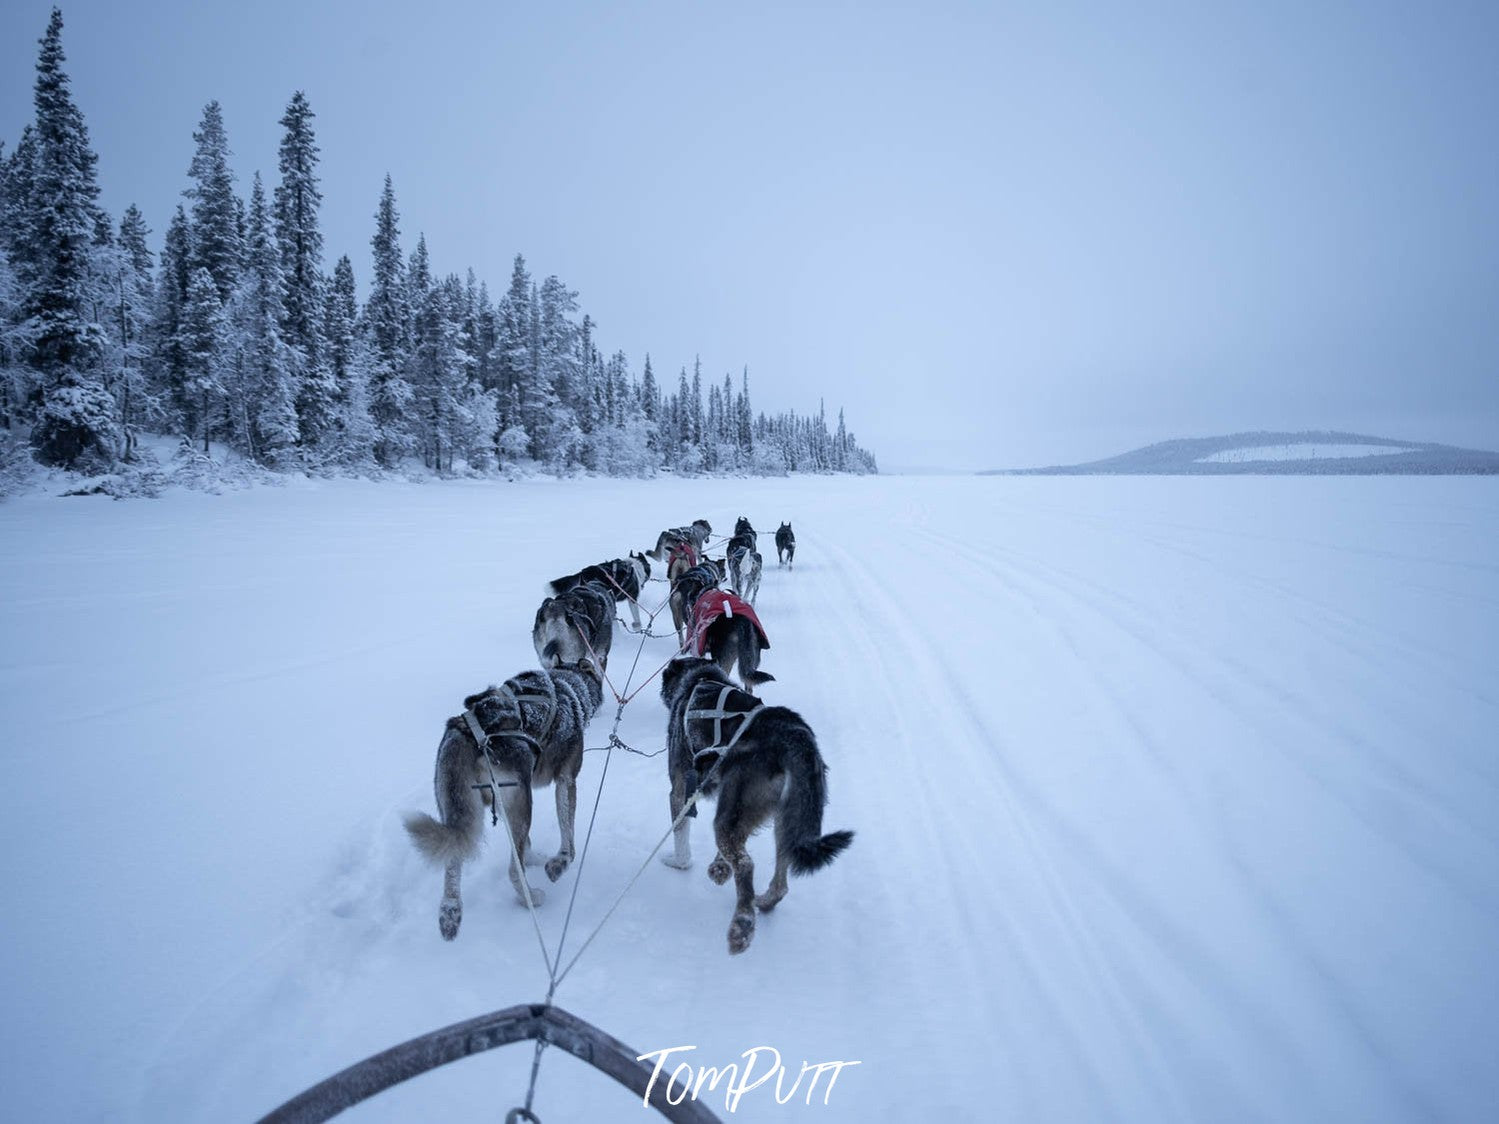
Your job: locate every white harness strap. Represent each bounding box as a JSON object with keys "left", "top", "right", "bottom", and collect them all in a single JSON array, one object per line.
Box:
[{"left": 684, "top": 684, "right": 764, "bottom": 759}]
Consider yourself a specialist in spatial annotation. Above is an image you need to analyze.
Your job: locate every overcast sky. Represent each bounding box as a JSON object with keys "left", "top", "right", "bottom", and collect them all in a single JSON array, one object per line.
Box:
[{"left": 3, "top": 1, "right": 1495, "bottom": 470}]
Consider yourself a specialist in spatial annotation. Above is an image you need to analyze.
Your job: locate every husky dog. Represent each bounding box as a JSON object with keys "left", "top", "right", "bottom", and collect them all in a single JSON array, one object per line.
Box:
[
  {"left": 727, "top": 544, "right": 762, "bottom": 605},
  {"left": 548, "top": 552, "right": 651, "bottom": 629},
  {"left": 649, "top": 519, "right": 713, "bottom": 562},
  {"left": 670, "top": 559, "right": 723, "bottom": 648},
  {"left": 725, "top": 517, "right": 759, "bottom": 602},
  {"left": 533, "top": 581, "right": 614, "bottom": 670},
  {"left": 404, "top": 662, "right": 605, "bottom": 939},
  {"left": 775, "top": 522, "right": 795, "bottom": 568},
  {"left": 690, "top": 589, "right": 773, "bottom": 693},
  {"left": 659, "top": 658, "right": 854, "bottom": 954}
]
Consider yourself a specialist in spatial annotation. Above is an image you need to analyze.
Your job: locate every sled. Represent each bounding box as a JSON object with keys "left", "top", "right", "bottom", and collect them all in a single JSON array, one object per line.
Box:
[{"left": 257, "top": 1003, "right": 720, "bottom": 1122}]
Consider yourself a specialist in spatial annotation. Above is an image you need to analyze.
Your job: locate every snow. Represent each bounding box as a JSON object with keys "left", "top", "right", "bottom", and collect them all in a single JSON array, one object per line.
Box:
[
  {"left": 1198, "top": 444, "right": 1417, "bottom": 464},
  {"left": 1, "top": 474, "right": 1496, "bottom": 1122}
]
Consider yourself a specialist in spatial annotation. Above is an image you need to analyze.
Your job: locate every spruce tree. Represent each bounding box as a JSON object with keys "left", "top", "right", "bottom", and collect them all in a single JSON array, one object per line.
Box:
[
  {"left": 185, "top": 101, "right": 241, "bottom": 301},
  {"left": 26, "top": 8, "right": 114, "bottom": 469},
  {"left": 181, "top": 266, "right": 227, "bottom": 452},
  {"left": 237, "top": 172, "right": 298, "bottom": 465},
  {"left": 273, "top": 91, "right": 335, "bottom": 451},
  {"left": 365, "top": 176, "right": 412, "bottom": 465}
]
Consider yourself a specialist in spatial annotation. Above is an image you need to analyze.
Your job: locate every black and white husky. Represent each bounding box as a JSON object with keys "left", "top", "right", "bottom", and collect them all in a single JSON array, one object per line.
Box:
[
  {"left": 548, "top": 552, "right": 651, "bottom": 629},
  {"left": 659, "top": 658, "right": 854, "bottom": 954},
  {"left": 726, "top": 543, "right": 762, "bottom": 605},
  {"left": 404, "top": 662, "right": 605, "bottom": 939},
  {"left": 533, "top": 581, "right": 614, "bottom": 670},
  {"left": 775, "top": 522, "right": 795, "bottom": 568},
  {"left": 649, "top": 518, "right": 712, "bottom": 562}
]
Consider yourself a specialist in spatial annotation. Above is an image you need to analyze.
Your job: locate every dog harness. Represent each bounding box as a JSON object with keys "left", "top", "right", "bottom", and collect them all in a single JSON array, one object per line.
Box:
[
  {"left": 688, "top": 591, "right": 770, "bottom": 656},
  {"left": 461, "top": 673, "right": 559, "bottom": 766},
  {"left": 684, "top": 682, "right": 764, "bottom": 771},
  {"left": 667, "top": 540, "right": 698, "bottom": 572}
]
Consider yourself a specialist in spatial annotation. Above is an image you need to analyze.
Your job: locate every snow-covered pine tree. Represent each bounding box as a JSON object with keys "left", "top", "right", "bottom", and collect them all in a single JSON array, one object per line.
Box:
[
  {"left": 364, "top": 176, "right": 412, "bottom": 466},
  {"left": 105, "top": 204, "right": 155, "bottom": 459},
  {"left": 26, "top": 8, "right": 115, "bottom": 470},
  {"left": 181, "top": 266, "right": 228, "bottom": 453},
  {"left": 149, "top": 205, "right": 192, "bottom": 436},
  {"left": 322, "top": 254, "right": 375, "bottom": 467},
  {"left": 494, "top": 254, "right": 531, "bottom": 431},
  {"left": 185, "top": 101, "right": 241, "bottom": 302},
  {"left": 273, "top": 91, "right": 336, "bottom": 456},
  {"left": 236, "top": 172, "right": 298, "bottom": 466}
]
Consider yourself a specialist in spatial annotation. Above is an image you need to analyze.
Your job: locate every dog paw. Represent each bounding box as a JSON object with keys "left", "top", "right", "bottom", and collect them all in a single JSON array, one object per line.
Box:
[
  {"left": 513, "top": 885, "right": 546, "bottom": 907},
  {"left": 728, "top": 913, "right": 755, "bottom": 955},
  {"left": 544, "top": 855, "right": 570, "bottom": 882},
  {"left": 661, "top": 853, "right": 692, "bottom": 870},
  {"left": 754, "top": 889, "right": 785, "bottom": 913},
  {"left": 707, "top": 856, "right": 732, "bottom": 885},
  {"left": 439, "top": 897, "right": 462, "bottom": 941}
]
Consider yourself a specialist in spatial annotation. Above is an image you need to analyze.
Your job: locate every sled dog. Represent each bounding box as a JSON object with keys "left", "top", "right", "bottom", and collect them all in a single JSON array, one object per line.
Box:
[
  {"left": 690, "top": 589, "right": 773, "bottom": 693},
  {"left": 775, "top": 522, "right": 795, "bottom": 569},
  {"left": 649, "top": 519, "right": 712, "bottom": 561},
  {"left": 404, "top": 662, "right": 604, "bottom": 939},
  {"left": 726, "top": 542, "right": 762, "bottom": 605},
  {"left": 548, "top": 552, "right": 651, "bottom": 629},
  {"left": 670, "top": 559, "right": 723, "bottom": 648},
  {"left": 659, "top": 657, "right": 853, "bottom": 954},
  {"left": 533, "top": 581, "right": 614, "bottom": 670}
]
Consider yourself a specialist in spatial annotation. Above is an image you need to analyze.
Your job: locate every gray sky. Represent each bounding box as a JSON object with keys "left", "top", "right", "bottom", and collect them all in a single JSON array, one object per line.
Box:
[{"left": 4, "top": 1, "right": 1496, "bottom": 470}]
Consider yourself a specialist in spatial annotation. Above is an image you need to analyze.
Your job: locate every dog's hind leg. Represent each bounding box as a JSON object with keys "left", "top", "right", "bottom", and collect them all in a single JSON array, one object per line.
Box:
[
  {"left": 713, "top": 822, "right": 758, "bottom": 955},
  {"left": 545, "top": 767, "right": 578, "bottom": 882},
  {"left": 662, "top": 770, "right": 693, "bottom": 869},
  {"left": 755, "top": 816, "right": 792, "bottom": 913},
  {"left": 498, "top": 780, "right": 545, "bottom": 906}
]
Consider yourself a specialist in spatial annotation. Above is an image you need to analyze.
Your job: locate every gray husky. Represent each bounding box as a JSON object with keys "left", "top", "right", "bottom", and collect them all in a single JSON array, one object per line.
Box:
[
  {"left": 659, "top": 657, "right": 854, "bottom": 954},
  {"left": 548, "top": 552, "right": 651, "bottom": 629},
  {"left": 404, "top": 662, "right": 604, "bottom": 939},
  {"left": 649, "top": 518, "right": 712, "bottom": 561},
  {"left": 533, "top": 581, "right": 614, "bottom": 670}
]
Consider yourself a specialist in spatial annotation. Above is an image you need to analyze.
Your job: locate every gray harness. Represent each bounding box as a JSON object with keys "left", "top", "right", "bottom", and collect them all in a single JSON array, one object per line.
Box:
[
  {"left": 463, "top": 674, "right": 559, "bottom": 766},
  {"left": 684, "top": 683, "right": 764, "bottom": 769}
]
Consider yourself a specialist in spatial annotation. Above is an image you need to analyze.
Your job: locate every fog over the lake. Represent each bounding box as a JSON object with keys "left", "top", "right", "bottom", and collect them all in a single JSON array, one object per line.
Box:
[{"left": 3, "top": 0, "right": 1494, "bottom": 470}]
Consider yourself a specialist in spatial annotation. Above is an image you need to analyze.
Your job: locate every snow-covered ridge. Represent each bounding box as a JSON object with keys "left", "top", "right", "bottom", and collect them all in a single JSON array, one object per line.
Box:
[
  {"left": 992, "top": 430, "right": 1499, "bottom": 475},
  {"left": 1197, "top": 443, "right": 1417, "bottom": 464}
]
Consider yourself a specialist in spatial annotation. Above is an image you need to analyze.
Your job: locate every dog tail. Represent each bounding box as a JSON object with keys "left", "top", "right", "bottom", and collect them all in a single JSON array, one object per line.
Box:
[
  {"left": 747, "top": 670, "right": 776, "bottom": 686},
  {"left": 779, "top": 723, "right": 854, "bottom": 875},
  {"left": 404, "top": 727, "right": 483, "bottom": 865}
]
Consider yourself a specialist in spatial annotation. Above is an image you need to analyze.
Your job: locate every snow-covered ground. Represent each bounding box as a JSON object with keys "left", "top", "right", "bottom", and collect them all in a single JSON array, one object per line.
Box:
[
  {"left": 1, "top": 474, "right": 1496, "bottom": 1122},
  {"left": 1197, "top": 444, "right": 1418, "bottom": 464}
]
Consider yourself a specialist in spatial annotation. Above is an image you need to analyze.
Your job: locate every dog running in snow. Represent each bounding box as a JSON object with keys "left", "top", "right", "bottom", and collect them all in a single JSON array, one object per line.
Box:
[
  {"left": 533, "top": 580, "right": 614, "bottom": 670},
  {"left": 659, "top": 657, "right": 853, "bottom": 954},
  {"left": 689, "top": 588, "right": 773, "bottom": 694},
  {"left": 649, "top": 519, "right": 712, "bottom": 562},
  {"left": 548, "top": 552, "right": 651, "bottom": 630},
  {"left": 404, "top": 662, "right": 604, "bottom": 939},
  {"left": 726, "top": 517, "right": 762, "bottom": 605},
  {"left": 775, "top": 522, "right": 795, "bottom": 569},
  {"left": 670, "top": 558, "right": 723, "bottom": 649}
]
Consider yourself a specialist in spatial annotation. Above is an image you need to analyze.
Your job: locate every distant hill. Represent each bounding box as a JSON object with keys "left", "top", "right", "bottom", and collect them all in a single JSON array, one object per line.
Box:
[{"left": 988, "top": 431, "right": 1499, "bottom": 476}]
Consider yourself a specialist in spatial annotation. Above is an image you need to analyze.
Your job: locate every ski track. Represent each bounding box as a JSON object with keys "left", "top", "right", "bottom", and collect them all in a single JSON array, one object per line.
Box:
[{"left": 1, "top": 476, "right": 1495, "bottom": 1122}]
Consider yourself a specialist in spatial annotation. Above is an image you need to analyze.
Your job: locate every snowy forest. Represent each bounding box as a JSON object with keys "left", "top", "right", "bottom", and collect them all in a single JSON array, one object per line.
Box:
[{"left": 0, "top": 11, "right": 877, "bottom": 489}]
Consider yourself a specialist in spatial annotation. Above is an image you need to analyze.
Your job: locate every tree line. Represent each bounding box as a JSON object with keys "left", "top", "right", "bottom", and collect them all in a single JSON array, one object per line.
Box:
[{"left": 0, "top": 10, "right": 877, "bottom": 482}]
